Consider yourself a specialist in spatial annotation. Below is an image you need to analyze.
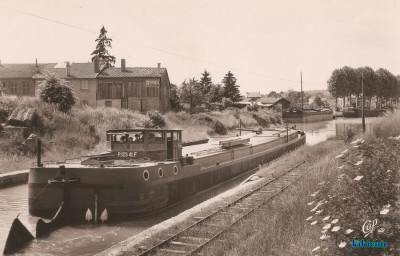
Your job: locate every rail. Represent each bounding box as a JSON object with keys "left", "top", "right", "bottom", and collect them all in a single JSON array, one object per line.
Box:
[{"left": 136, "top": 160, "right": 306, "bottom": 256}]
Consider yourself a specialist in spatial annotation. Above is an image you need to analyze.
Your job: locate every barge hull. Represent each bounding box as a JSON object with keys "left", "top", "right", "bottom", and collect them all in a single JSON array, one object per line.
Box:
[{"left": 29, "top": 134, "right": 305, "bottom": 221}]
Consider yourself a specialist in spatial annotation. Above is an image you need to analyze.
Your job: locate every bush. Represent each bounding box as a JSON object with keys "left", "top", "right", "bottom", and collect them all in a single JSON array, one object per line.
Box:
[
  {"left": 252, "top": 113, "right": 270, "bottom": 127},
  {"left": 39, "top": 73, "right": 76, "bottom": 112},
  {"left": 340, "top": 126, "right": 356, "bottom": 143},
  {"left": 247, "top": 104, "right": 259, "bottom": 112},
  {"left": 146, "top": 110, "right": 166, "bottom": 128},
  {"left": 214, "top": 121, "right": 227, "bottom": 135}
]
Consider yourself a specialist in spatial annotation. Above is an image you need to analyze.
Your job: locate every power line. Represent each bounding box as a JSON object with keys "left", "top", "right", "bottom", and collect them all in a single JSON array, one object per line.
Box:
[{"left": 1, "top": 4, "right": 327, "bottom": 88}]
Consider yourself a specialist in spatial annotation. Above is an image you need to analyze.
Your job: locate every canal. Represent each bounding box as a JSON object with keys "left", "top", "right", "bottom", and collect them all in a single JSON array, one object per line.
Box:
[{"left": 0, "top": 117, "right": 377, "bottom": 255}]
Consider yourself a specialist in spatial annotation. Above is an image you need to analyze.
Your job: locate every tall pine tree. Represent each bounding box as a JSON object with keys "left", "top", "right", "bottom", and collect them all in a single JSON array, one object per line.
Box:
[
  {"left": 91, "top": 26, "right": 116, "bottom": 67},
  {"left": 222, "top": 71, "right": 242, "bottom": 102},
  {"left": 199, "top": 69, "right": 212, "bottom": 94}
]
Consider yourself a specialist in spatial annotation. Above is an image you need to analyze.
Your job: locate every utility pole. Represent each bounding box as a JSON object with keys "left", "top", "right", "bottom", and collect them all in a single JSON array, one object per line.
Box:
[
  {"left": 301, "top": 72, "right": 304, "bottom": 110},
  {"left": 239, "top": 119, "right": 242, "bottom": 136},
  {"left": 361, "top": 73, "right": 365, "bottom": 133},
  {"left": 286, "top": 121, "right": 289, "bottom": 143}
]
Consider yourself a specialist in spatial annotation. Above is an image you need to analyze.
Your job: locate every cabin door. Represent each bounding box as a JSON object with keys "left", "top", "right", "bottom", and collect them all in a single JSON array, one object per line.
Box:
[{"left": 167, "top": 132, "right": 174, "bottom": 160}]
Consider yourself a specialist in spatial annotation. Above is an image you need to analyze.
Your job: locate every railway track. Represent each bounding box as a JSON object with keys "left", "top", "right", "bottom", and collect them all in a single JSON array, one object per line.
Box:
[{"left": 135, "top": 160, "right": 306, "bottom": 256}]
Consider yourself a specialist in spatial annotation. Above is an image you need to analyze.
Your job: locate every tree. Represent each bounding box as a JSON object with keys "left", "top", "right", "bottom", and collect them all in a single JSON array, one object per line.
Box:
[
  {"left": 266, "top": 91, "right": 279, "bottom": 98},
  {"left": 179, "top": 78, "right": 208, "bottom": 114},
  {"left": 169, "top": 83, "right": 181, "bottom": 110},
  {"left": 285, "top": 89, "right": 302, "bottom": 109},
  {"left": 199, "top": 69, "right": 212, "bottom": 94},
  {"left": 39, "top": 73, "right": 76, "bottom": 112},
  {"left": 91, "top": 26, "right": 116, "bottom": 67},
  {"left": 222, "top": 71, "right": 242, "bottom": 102},
  {"left": 356, "top": 67, "right": 377, "bottom": 107},
  {"left": 208, "top": 83, "right": 225, "bottom": 103},
  {"left": 375, "top": 68, "right": 398, "bottom": 107}
]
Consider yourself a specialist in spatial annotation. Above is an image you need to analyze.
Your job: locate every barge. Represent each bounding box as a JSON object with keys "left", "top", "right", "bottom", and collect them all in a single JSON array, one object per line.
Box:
[
  {"left": 342, "top": 108, "right": 386, "bottom": 118},
  {"left": 283, "top": 108, "right": 333, "bottom": 123},
  {"left": 28, "top": 128, "right": 306, "bottom": 221}
]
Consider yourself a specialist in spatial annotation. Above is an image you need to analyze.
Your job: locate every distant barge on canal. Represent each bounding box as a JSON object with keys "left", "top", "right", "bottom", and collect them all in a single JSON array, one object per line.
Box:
[
  {"left": 28, "top": 128, "right": 306, "bottom": 221},
  {"left": 342, "top": 108, "right": 386, "bottom": 118},
  {"left": 283, "top": 108, "right": 333, "bottom": 123}
]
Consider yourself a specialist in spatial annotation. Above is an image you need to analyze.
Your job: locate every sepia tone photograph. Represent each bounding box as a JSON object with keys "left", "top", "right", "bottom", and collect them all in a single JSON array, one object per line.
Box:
[{"left": 0, "top": 0, "right": 399, "bottom": 255}]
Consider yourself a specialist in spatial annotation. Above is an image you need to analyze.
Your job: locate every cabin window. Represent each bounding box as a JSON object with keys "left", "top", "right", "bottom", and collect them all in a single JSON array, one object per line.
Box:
[
  {"left": 148, "top": 132, "right": 164, "bottom": 143},
  {"left": 143, "top": 170, "right": 149, "bottom": 180},
  {"left": 158, "top": 168, "right": 163, "bottom": 178},
  {"left": 173, "top": 165, "right": 178, "bottom": 175},
  {"left": 105, "top": 101, "right": 112, "bottom": 107},
  {"left": 117, "top": 132, "right": 144, "bottom": 143}
]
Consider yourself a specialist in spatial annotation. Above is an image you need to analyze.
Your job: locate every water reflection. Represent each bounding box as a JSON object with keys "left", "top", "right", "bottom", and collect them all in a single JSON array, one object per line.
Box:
[
  {"left": 294, "top": 117, "right": 375, "bottom": 146},
  {"left": 0, "top": 169, "right": 258, "bottom": 255}
]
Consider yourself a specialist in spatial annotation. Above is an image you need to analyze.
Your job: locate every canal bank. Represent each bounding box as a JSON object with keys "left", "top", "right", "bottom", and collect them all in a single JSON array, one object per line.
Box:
[{"left": 0, "top": 169, "right": 29, "bottom": 188}]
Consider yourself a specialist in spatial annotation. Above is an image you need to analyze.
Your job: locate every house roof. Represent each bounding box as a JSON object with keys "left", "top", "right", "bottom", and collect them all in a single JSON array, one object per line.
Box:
[
  {"left": 0, "top": 62, "right": 168, "bottom": 80},
  {"left": 246, "top": 91, "right": 261, "bottom": 98},
  {"left": 97, "top": 67, "right": 167, "bottom": 78},
  {"left": 34, "top": 62, "right": 98, "bottom": 79},
  {"left": 0, "top": 63, "right": 56, "bottom": 79},
  {"left": 258, "top": 97, "right": 290, "bottom": 104}
]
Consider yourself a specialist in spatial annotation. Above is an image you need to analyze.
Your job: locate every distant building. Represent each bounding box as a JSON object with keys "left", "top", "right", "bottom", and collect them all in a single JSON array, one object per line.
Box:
[
  {"left": 245, "top": 91, "right": 261, "bottom": 102},
  {"left": 0, "top": 59, "right": 171, "bottom": 112},
  {"left": 0, "top": 60, "right": 54, "bottom": 96},
  {"left": 237, "top": 96, "right": 290, "bottom": 110},
  {"left": 258, "top": 97, "right": 290, "bottom": 109}
]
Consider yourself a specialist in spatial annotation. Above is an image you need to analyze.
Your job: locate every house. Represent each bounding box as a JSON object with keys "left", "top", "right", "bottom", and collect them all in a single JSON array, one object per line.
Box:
[
  {"left": 95, "top": 60, "right": 170, "bottom": 111},
  {"left": 0, "top": 60, "right": 55, "bottom": 96},
  {"left": 237, "top": 96, "right": 290, "bottom": 110},
  {"left": 0, "top": 59, "right": 171, "bottom": 112},
  {"left": 245, "top": 91, "right": 261, "bottom": 102},
  {"left": 258, "top": 97, "right": 291, "bottom": 109}
]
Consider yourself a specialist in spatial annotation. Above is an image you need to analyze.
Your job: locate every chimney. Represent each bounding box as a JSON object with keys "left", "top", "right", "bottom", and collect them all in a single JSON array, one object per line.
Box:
[
  {"left": 94, "top": 57, "right": 100, "bottom": 73},
  {"left": 35, "top": 58, "right": 38, "bottom": 67},
  {"left": 121, "top": 59, "right": 126, "bottom": 72},
  {"left": 157, "top": 62, "right": 161, "bottom": 68},
  {"left": 66, "top": 61, "right": 71, "bottom": 76}
]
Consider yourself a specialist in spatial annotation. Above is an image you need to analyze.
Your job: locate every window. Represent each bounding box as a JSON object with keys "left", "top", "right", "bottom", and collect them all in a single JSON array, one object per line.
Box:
[
  {"left": 81, "top": 100, "right": 89, "bottom": 106},
  {"left": 105, "top": 101, "right": 112, "bottom": 107},
  {"left": 22, "top": 82, "right": 30, "bottom": 95},
  {"left": 80, "top": 80, "right": 89, "bottom": 90},
  {"left": 9, "top": 82, "right": 17, "bottom": 95}
]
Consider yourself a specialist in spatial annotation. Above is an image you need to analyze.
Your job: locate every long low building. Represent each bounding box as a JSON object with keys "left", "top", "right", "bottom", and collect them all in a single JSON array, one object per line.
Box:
[{"left": 0, "top": 59, "right": 171, "bottom": 112}]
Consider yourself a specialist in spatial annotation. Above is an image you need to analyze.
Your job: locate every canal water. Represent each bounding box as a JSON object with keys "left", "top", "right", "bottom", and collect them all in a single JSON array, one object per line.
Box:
[
  {"left": 0, "top": 117, "right": 377, "bottom": 255},
  {"left": 294, "top": 117, "right": 375, "bottom": 146}
]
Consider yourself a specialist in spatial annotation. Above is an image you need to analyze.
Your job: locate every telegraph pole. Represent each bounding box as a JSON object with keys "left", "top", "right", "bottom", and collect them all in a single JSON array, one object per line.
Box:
[
  {"left": 301, "top": 72, "right": 304, "bottom": 110},
  {"left": 361, "top": 73, "right": 365, "bottom": 132}
]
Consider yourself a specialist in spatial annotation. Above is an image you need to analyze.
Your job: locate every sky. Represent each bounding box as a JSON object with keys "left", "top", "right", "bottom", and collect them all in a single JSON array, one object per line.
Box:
[{"left": 0, "top": 0, "right": 399, "bottom": 94}]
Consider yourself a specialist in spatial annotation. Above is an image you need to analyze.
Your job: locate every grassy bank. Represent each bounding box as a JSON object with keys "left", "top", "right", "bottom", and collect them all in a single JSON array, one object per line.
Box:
[
  {"left": 0, "top": 96, "right": 282, "bottom": 173},
  {"left": 201, "top": 113, "right": 400, "bottom": 255}
]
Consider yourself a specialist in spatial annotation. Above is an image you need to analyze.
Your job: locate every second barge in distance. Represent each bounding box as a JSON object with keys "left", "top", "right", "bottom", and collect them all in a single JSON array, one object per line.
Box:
[
  {"left": 283, "top": 108, "right": 333, "bottom": 123},
  {"left": 28, "top": 128, "right": 306, "bottom": 221},
  {"left": 342, "top": 107, "right": 386, "bottom": 118}
]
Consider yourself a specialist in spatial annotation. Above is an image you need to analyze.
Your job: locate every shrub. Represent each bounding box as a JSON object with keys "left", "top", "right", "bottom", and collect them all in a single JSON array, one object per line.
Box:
[
  {"left": 214, "top": 120, "right": 227, "bottom": 135},
  {"left": 247, "top": 104, "right": 259, "bottom": 112},
  {"left": 252, "top": 113, "right": 270, "bottom": 127},
  {"left": 39, "top": 73, "right": 77, "bottom": 112},
  {"left": 340, "top": 126, "right": 356, "bottom": 143},
  {"left": 146, "top": 110, "right": 166, "bottom": 128}
]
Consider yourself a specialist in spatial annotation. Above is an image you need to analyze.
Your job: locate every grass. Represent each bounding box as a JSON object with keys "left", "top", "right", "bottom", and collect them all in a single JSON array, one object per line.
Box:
[{"left": 0, "top": 96, "right": 282, "bottom": 173}]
